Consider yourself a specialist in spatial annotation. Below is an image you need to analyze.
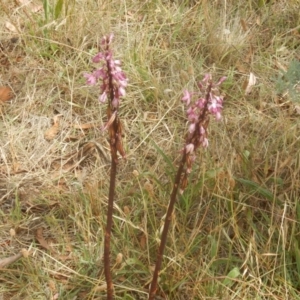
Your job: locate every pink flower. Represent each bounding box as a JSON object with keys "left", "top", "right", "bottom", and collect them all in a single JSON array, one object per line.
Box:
[
  {"left": 84, "top": 33, "right": 127, "bottom": 112},
  {"left": 84, "top": 73, "right": 97, "bottom": 85},
  {"left": 187, "top": 107, "right": 198, "bottom": 122},
  {"left": 188, "top": 123, "right": 196, "bottom": 133},
  {"left": 186, "top": 143, "right": 194, "bottom": 154},
  {"left": 182, "top": 90, "right": 192, "bottom": 106},
  {"left": 199, "top": 126, "right": 206, "bottom": 135},
  {"left": 202, "top": 138, "right": 209, "bottom": 148},
  {"left": 182, "top": 74, "right": 225, "bottom": 153},
  {"left": 202, "top": 73, "right": 211, "bottom": 82},
  {"left": 107, "top": 33, "right": 114, "bottom": 45},
  {"left": 118, "top": 86, "right": 126, "bottom": 97},
  {"left": 195, "top": 98, "right": 206, "bottom": 108},
  {"left": 180, "top": 74, "right": 226, "bottom": 193},
  {"left": 99, "top": 92, "right": 107, "bottom": 103},
  {"left": 208, "top": 95, "right": 223, "bottom": 120},
  {"left": 112, "top": 97, "right": 119, "bottom": 108},
  {"left": 101, "top": 33, "right": 114, "bottom": 46},
  {"left": 216, "top": 76, "right": 227, "bottom": 86},
  {"left": 94, "top": 68, "right": 107, "bottom": 80},
  {"left": 215, "top": 111, "right": 222, "bottom": 120},
  {"left": 92, "top": 52, "right": 104, "bottom": 63},
  {"left": 198, "top": 74, "right": 211, "bottom": 90}
]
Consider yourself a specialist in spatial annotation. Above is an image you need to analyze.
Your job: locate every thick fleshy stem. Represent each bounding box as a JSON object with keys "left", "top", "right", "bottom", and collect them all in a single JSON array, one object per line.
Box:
[
  {"left": 148, "top": 75, "right": 225, "bottom": 299},
  {"left": 84, "top": 33, "right": 127, "bottom": 300}
]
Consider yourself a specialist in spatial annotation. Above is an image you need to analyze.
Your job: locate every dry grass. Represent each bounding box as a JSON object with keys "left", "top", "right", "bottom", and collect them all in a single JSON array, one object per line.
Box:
[{"left": 1, "top": 0, "right": 300, "bottom": 299}]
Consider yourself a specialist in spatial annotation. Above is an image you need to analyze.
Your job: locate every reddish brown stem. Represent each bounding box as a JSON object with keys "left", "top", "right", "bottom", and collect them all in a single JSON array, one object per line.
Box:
[
  {"left": 104, "top": 153, "right": 117, "bottom": 300},
  {"left": 148, "top": 151, "right": 187, "bottom": 300},
  {"left": 104, "top": 44, "right": 118, "bottom": 300},
  {"left": 148, "top": 82, "right": 213, "bottom": 299}
]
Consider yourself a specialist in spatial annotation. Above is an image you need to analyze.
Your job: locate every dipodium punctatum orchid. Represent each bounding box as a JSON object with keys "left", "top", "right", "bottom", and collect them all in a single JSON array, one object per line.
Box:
[
  {"left": 84, "top": 34, "right": 128, "bottom": 300},
  {"left": 84, "top": 33, "right": 128, "bottom": 109},
  {"left": 149, "top": 73, "right": 226, "bottom": 300},
  {"left": 180, "top": 74, "right": 226, "bottom": 192},
  {"left": 84, "top": 33, "right": 128, "bottom": 160}
]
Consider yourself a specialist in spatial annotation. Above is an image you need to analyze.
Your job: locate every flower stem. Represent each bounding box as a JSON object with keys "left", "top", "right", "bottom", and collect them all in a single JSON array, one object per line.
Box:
[
  {"left": 104, "top": 154, "right": 117, "bottom": 300},
  {"left": 148, "top": 151, "right": 187, "bottom": 300},
  {"left": 104, "top": 41, "right": 118, "bottom": 300},
  {"left": 84, "top": 34, "right": 127, "bottom": 300}
]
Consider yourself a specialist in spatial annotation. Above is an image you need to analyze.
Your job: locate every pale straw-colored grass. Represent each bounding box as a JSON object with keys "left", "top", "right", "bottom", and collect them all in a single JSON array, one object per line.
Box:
[{"left": 0, "top": 0, "right": 300, "bottom": 299}]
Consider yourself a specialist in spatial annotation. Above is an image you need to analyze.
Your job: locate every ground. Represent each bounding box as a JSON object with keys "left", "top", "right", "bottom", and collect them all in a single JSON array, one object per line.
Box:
[{"left": 0, "top": 0, "right": 300, "bottom": 299}]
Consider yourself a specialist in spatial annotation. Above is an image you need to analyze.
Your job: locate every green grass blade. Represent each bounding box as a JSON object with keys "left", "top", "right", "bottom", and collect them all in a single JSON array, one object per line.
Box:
[
  {"left": 293, "top": 241, "right": 300, "bottom": 277},
  {"left": 55, "top": 0, "right": 64, "bottom": 19},
  {"left": 151, "top": 140, "right": 175, "bottom": 173},
  {"left": 236, "top": 178, "right": 276, "bottom": 201},
  {"left": 223, "top": 267, "right": 240, "bottom": 287},
  {"left": 42, "top": 0, "right": 50, "bottom": 22}
]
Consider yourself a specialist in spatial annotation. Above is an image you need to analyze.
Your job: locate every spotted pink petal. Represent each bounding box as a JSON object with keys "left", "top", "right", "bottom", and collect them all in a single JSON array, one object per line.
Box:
[
  {"left": 182, "top": 90, "right": 191, "bottom": 106},
  {"left": 186, "top": 143, "right": 194, "bottom": 154},
  {"left": 99, "top": 92, "right": 107, "bottom": 103},
  {"left": 92, "top": 52, "right": 104, "bottom": 63},
  {"left": 84, "top": 73, "right": 97, "bottom": 85}
]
